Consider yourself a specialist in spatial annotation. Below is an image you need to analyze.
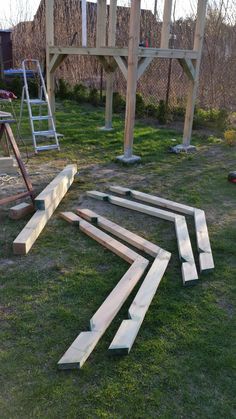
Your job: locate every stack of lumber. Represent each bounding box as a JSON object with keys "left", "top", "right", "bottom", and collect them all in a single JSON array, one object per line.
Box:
[
  {"left": 0, "top": 157, "right": 18, "bottom": 175},
  {"left": 13, "top": 164, "right": 77, "bottom": 255}
]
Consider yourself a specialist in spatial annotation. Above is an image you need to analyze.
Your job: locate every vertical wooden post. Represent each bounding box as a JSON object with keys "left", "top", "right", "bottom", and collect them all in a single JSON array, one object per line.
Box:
[
  {"left": 181, "top": 0, "right": 207, "bottom": 149},
  {"left": 96, "top": 0, "right": 107, "bottom": 48},
  {"left": 117, "top": 0, "right": 141, "bottom": 163},
  {"left": 82, "top": 0, "right": 87, "bottom": 47},
  {"left": 0, "top": 35, "right": 4, "bottom": 79},
  {"left": 103, "top": 0, "right": 117, "bottom": 131},
  {"left": 160, "top": 0, "right": 173, "bottom": 49},
  {"left": 46, "top": 0, "right": 55, "bottom": 118}
]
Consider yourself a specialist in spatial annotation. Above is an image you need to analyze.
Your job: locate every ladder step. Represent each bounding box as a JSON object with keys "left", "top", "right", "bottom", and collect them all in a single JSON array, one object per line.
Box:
[
  {"left": 36, "top": 145, "right": 60, "bottom": 152},
  {"left": 26, "top": 99, "right": 47, "bottom": 105},
  {"left": 31, "top": 115, "right": 52, "bottom": 121},
  {"left": 33, "top": 130, "right": 56, "bottom": 136}
]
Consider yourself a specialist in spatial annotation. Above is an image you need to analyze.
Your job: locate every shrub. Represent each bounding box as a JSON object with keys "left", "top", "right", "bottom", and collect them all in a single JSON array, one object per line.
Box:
[
  {"left": 73, "top": 83, "right": 87, "bottom": 103},
  {"left": 145, "top": 103, "right": 158, "bottom": 118},
  {"left": 224, "top": 129, "right": 236, "bottom": 146},
  {"left": 194, "top": 107, "right": 228, "bottom": 131},
  {"left": 88, "top": 87, "right": 100, "bottom": 106},
  {"left": 135, "top": 93, "right": 146, "bottom": 117},
  {"left": 56, "top": 79, "right": 72, "bottom": 99},
  {"left": 113, "top": 92, "right": 126, "bottom": 113},
  {"left": 157, "top": 100, "right": 167, "bottom": 124}
]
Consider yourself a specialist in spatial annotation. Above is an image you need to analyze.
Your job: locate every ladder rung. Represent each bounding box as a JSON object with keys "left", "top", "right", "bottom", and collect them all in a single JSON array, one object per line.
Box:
[
  {"left": 26, "top": 99, "right": 47, "bottom": 105},
  {"left": 36, "top": 145, "right": 60, "bottom": 151},
  {"left": 31, "top": 115, "right": 52, "bottom": 121},
  {"left": 33, "top": 130, "right": 56, "bottom": 136}
]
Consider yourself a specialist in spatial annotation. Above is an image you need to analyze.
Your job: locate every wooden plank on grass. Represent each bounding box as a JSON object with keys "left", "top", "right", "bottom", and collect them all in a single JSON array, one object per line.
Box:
[
  {"left": 9, "top": 202, "right": 34, "bottom": 220},
  {"left": 77, "top": 208, "right": 161, "bottom": 257},
  {"left": 58, "top": 212, "right": 149, "bottom": 368},
  {"left": 87, "top": 191, "right": 198, "bottom": 284},
  {"left": 13, "top": 166, "right": 77, "bottom": 255},
  {"left": 58, "top": 257, "right": 148, "bottom": 369},
  {"left": 110, "top": 187, "right": 214, "bottom": 273},
  {"left": 109, "top": 249, "right": 171, "bottom": 353},
  {"left": 109, "top": 186, "right": 195, "bottom": 215},
  {"left": 34, "top": 164, "right": 77, "bottom": 210},
  {"left": 60, "top": 211, "right": 142, "bottom": 264}
]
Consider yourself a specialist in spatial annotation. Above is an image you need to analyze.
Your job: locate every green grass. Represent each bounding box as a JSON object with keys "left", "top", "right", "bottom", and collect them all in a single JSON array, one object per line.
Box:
[{"left": 0, "top": 100, "right": 236, "bottom": 418}]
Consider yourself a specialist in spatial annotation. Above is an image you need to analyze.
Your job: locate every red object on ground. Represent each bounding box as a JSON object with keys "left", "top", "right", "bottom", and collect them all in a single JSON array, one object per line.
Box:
[{"left": 0, "top": 90, "right": 17, "bottom": 100}]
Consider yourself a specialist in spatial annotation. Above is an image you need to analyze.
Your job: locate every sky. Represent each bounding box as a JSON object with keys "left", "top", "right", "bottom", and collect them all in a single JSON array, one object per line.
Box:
[{"left": 0, "top": 0, "right": 197, "bottom": 29}]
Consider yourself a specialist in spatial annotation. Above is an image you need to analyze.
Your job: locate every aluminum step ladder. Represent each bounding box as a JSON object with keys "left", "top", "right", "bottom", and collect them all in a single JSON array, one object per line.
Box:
[{"left": 19, "top": 59, "right": 60, "bottom": 153}]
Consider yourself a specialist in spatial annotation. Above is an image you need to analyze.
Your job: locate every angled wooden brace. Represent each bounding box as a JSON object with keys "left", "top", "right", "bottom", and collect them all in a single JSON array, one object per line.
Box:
[
  {"left": 86, "top": 191, "right": 198, "bottom": 286},
  {"left": 114, "top": 56, "right": 128, "bottom": 80},
  {"left": 58, "top": 212, "right": 149, "bottom": 369},
  {"left": 77, "top": 208, "right": 171, "bottom": 354},
  {"left": 109, "top": 186, "right": 214, "bottom": 273}
]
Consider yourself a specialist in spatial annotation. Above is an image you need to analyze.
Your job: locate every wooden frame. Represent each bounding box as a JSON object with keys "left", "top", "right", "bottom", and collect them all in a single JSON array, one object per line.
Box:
[
  {"left": 58, "top": 211, "right": 149, "bottom": 369},
  {"left": 86, "top": 191, "right": 199, "bottom": 286},
  {"left": 45, "top": 0, "right": 207, "bottom": 160},
  {"left": 109, "top": 186, "right": 214, "bottom": 273}
]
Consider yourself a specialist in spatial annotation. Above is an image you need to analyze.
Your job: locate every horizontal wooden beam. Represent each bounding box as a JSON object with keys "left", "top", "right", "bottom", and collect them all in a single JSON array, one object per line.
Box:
[{"left": 49, "top": 46, "right": 199, "bottom": 60}]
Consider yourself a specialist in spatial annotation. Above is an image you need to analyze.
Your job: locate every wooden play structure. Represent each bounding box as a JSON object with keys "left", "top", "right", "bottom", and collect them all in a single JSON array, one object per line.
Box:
[{"left": 46, "top": 0, "right": 207, "bottom": 161}]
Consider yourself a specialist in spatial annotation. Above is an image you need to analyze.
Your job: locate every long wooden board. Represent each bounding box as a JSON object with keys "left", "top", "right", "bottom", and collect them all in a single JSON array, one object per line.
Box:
[
  {"left": 34, "top": 164, "right": 77, "bottom": 210},
  {"left": 13, "top": 165, "right": 77, "bottom": 255},
  {"left": 58, "top": 211, "right": 149, "bottom": 368},
  {"left": 109, "top": 249, "right": 170, "bottom": 354},
  {"left": 109, "top": 186, "right": 214, "bottom": 273},
  {"left": 86, "top": 191, "right": 198, "bottom": 285},
  {"left": 77, "top": 208, "right": 161, "bottom": 258}
]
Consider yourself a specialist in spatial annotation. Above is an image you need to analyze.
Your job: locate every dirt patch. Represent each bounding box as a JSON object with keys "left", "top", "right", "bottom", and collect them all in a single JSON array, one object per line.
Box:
[{"left": 217, "top": 298, "right": 234, "bottom": 319}]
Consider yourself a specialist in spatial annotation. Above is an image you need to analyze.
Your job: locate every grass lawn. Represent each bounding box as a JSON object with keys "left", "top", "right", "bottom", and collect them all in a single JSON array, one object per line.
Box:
[{"left": 0, "top": 100, "right": 236, "bottom": 418}]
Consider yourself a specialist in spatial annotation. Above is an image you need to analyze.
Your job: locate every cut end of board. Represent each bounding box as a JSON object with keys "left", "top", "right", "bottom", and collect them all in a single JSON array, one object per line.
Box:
[
  {"left": 182, "top": 262, "right": 198, "bottom": 286},
  {"left": 76, "top": 208, "right": 98, "bottom": 223},
  {"left": 58, "top": 331, "right": 102, "bottom": 370},
  {"left": 86, "top": 191, "right": 109, "bottom": 201},
  {"left": 109, "top": 319, "right": 140, "bottom": 355},
  {"left": 199, "top": 252, "right": 215, "bottom": 273}
]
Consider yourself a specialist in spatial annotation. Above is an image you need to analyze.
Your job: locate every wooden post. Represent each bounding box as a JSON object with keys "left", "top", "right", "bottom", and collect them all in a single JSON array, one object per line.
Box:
[
  {"left": 46, "top": 0, "right": 55, "bottom": 118},
  {"left": 160, "top": 0, "right": 173, "bottom": 49},
  {"left": 96, "top": 0, "right": 107, "bottom": 48},
  {"left": 82, "top": 0, "right": 87, "bottom": 47},
  {"left": 102, "top": 0, "right": 117, "bottom": 131},
  {"left": 0, "top": 35, "right": 4, "bottom": 79},
  {"left": 117, "top": 0, "right": 141, "bottom": 163},
  {"left": 181, "top": 0, "right": 207, "bottom": 149}
]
